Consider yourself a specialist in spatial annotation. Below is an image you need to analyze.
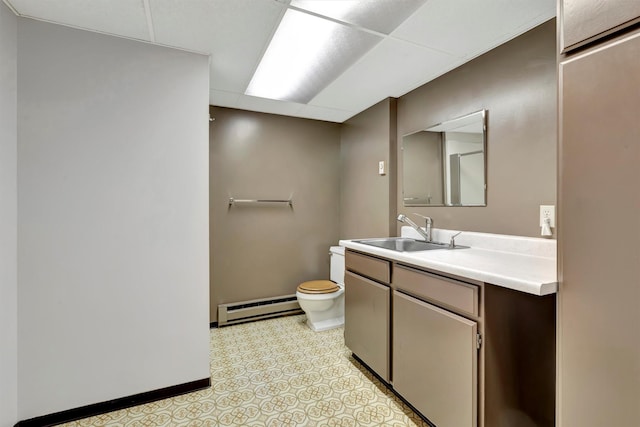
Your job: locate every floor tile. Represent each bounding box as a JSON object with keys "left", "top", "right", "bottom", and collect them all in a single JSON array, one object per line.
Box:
[{"left": 62, "top": 315, "right": 429, "bottom": 426}]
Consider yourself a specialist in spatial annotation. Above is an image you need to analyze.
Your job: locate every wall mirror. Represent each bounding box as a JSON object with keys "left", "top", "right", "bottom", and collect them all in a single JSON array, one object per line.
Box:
[{"left": 402, "top": 110, "right": 487, "bottom": 206}]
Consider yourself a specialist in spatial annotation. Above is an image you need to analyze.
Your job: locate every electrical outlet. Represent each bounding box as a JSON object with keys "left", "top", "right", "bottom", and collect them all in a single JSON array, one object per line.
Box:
[
  {"left": 539, "top": 205, "right": 555, "bottom": 227},
  {"left": 378, "top": 161, "right": 386, "bottom": 175}
]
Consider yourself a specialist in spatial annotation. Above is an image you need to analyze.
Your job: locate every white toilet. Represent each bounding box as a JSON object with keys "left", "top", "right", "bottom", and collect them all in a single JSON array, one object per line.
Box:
[{"left": 296, "top": 246, "right": 345, "bottom": 332}]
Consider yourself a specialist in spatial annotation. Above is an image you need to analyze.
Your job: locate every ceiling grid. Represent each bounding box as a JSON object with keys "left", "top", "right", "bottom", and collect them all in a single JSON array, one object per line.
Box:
[{"left": 3, "top": 0, "right": 556, "bottom": 122}]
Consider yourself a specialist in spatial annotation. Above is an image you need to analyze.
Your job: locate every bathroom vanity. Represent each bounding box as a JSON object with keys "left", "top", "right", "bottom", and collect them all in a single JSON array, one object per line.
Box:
[{"left": 340, "top": 229, "right": 557, "bottom": 427}]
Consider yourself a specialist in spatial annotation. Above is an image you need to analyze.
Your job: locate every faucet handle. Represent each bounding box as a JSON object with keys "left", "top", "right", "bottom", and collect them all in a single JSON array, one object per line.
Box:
[{"left": 449, "top": 232, "right": 462, "bottom": 249}]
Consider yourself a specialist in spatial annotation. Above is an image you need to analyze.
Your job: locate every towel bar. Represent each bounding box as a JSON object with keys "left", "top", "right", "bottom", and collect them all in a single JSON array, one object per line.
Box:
[{"left": 228, "top": 197, "right": 293, "bottom": 207}]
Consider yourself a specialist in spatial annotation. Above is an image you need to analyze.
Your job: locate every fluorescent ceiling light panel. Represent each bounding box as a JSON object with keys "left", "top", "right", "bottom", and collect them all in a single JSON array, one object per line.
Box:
[
  {"left": 245, "top": 9, "right": 382, "bottom": 104},
  {"left": 291, "top": 0, "right": 427, "bottom": 34}
]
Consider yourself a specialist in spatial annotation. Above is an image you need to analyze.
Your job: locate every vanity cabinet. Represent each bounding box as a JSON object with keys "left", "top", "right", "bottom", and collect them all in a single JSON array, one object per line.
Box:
[
  {"left": 560, "top": 0, "right": 640, "bottom": 52},
  {"left": 343, "top": 248, "right": 555, "bottom": 427},
  {"left": 394, "top": 290, "right": 478, "bottom": 427},
  {"left": 344, "top": 251, "right": 391, "bottom": 381}
]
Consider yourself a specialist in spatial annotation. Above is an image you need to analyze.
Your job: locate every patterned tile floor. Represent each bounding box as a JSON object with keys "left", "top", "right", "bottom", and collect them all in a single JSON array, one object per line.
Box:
[{"left": 62, "top": 315, "right": 429, "bottom": 426}]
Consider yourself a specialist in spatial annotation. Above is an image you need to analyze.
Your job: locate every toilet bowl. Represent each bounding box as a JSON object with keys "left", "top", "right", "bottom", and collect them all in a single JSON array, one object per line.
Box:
[{"left": 296, "top": 246, "right": 345, "bottom": 332}]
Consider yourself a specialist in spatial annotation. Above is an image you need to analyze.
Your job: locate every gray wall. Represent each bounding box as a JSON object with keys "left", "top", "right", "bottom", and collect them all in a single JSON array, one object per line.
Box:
[
  {"left": 0, "top": 2, "right": 17, "bottom": 426},
  {"left": 397, "top": 19, "right": 557, "bottom": 237},
  {"left": 17, "top": 19, "right": 210, "bottom": 419},
  {"left": 209, "top": 107, "right": 341, "bottom": 323},
  {"left": 340, "top": 98, "right": 397, "bottom": 239}
]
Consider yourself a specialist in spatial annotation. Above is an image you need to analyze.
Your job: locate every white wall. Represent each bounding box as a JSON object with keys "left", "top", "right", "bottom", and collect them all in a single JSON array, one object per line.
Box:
[
  {"left": 0, "top": 2, "right": 18, "bottom": 426},
  {"left": 17, "top": 19, "right": 210, "bottom": 419}
]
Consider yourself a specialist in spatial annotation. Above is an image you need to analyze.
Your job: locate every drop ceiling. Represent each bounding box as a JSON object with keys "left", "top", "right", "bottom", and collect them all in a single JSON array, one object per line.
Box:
[{"left": 4, "top": 0, "right": 556, "bottom": 123}]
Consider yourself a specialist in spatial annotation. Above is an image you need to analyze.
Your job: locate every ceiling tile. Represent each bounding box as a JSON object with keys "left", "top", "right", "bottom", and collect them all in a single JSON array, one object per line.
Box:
[
  {"left": 296, "top": 104, "right": 355, "bottom": 123},
  {"left": 236, "top": 94, "right": 304, "bottom": 118},
  {"left": 310, "top": 37, "right": 459, "bottom": 112},
  {"left": 10, "top": 0, "right": 150, "bottom": 41},
  {"left": 209, "top": 90, "right": 240, "bottom": 109},
  {"left": 150, "top": 0, "right": 285, "bottom": 93},
  {"left": 393, "top": 0, "right": 556, "bottom": 60}
]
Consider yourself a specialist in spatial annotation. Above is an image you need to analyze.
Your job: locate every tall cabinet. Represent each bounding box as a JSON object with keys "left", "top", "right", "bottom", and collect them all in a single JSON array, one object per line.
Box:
[{"left": 558, "top": 2, "right": 640, "bottom": 426}]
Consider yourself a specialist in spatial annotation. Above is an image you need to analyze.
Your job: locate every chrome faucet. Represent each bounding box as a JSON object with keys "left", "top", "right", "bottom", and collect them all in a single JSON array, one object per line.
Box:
[
  {"left": 397, "top": 214, "right": 432, "bottom": 242},
  {"left": 413, "top": 213, "right": 433, "bottom": 242}
]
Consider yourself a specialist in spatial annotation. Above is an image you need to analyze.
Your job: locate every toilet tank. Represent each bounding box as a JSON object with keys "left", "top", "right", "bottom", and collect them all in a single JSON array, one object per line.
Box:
[{"left": 330, "top": 246, "right": 346, "bottom": 284}]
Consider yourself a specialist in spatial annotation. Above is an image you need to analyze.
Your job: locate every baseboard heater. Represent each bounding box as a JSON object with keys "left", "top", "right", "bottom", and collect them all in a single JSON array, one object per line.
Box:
[{"left": 217, "top": 294, "right": 302, "bottom": 326}]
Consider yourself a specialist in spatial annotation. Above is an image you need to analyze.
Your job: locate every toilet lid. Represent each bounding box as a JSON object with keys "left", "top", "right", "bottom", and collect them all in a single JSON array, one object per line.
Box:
[{"left": 297, "top": 280, "right": 340, "bottom": 294}]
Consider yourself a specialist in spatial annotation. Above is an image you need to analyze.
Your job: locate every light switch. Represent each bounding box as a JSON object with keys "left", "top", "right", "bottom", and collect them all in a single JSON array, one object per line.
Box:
[{"left": 378, "top": 161, "right": 386, "bottom": 175}]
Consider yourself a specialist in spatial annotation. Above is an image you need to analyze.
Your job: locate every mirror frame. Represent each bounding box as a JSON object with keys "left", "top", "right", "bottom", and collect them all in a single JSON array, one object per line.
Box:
[{"left": 402, "top": 109, "right": 487, "bottom": 207}]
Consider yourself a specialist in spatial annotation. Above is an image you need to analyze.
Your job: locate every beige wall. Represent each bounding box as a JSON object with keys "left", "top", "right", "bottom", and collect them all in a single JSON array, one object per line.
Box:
[
  {"left": 208, "top": 21, "right": 557, "bottom": 322},
  {"left": 209, "top": 107, "right": 341, "bottom": 322},
  {"left": 397, "top": 19, "right": 557, "bottom": 237},
  {"left": 340, "top": 98, "right": 397, "bottom": 239}
]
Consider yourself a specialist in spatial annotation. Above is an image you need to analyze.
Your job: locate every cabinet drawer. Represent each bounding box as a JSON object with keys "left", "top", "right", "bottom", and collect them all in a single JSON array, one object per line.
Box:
[
  {"left": 346, "top": 250, "right": 390, "bottom": 284},
  {"left": 394, "top": 265, "right": 479, "bottom": 317}
]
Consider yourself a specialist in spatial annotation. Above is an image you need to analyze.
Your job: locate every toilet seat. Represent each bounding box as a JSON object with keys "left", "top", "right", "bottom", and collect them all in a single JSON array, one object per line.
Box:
[{"left": 297, "top": 280, "right": 340, "bottom": 294}]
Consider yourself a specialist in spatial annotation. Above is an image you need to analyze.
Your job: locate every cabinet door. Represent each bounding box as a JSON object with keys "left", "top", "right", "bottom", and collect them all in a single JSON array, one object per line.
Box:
[
  {"left": 561, "top": 0, "right": 640, "bottom": 52},
  {"left": 559, "top": 29, "right": 640, "bottom": 426},
  {"left": 344, "top": 271, "right": 390, "bottom": 381},
  {"left": 393, "top": 291, "right": 477, "bottom": 427}
]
